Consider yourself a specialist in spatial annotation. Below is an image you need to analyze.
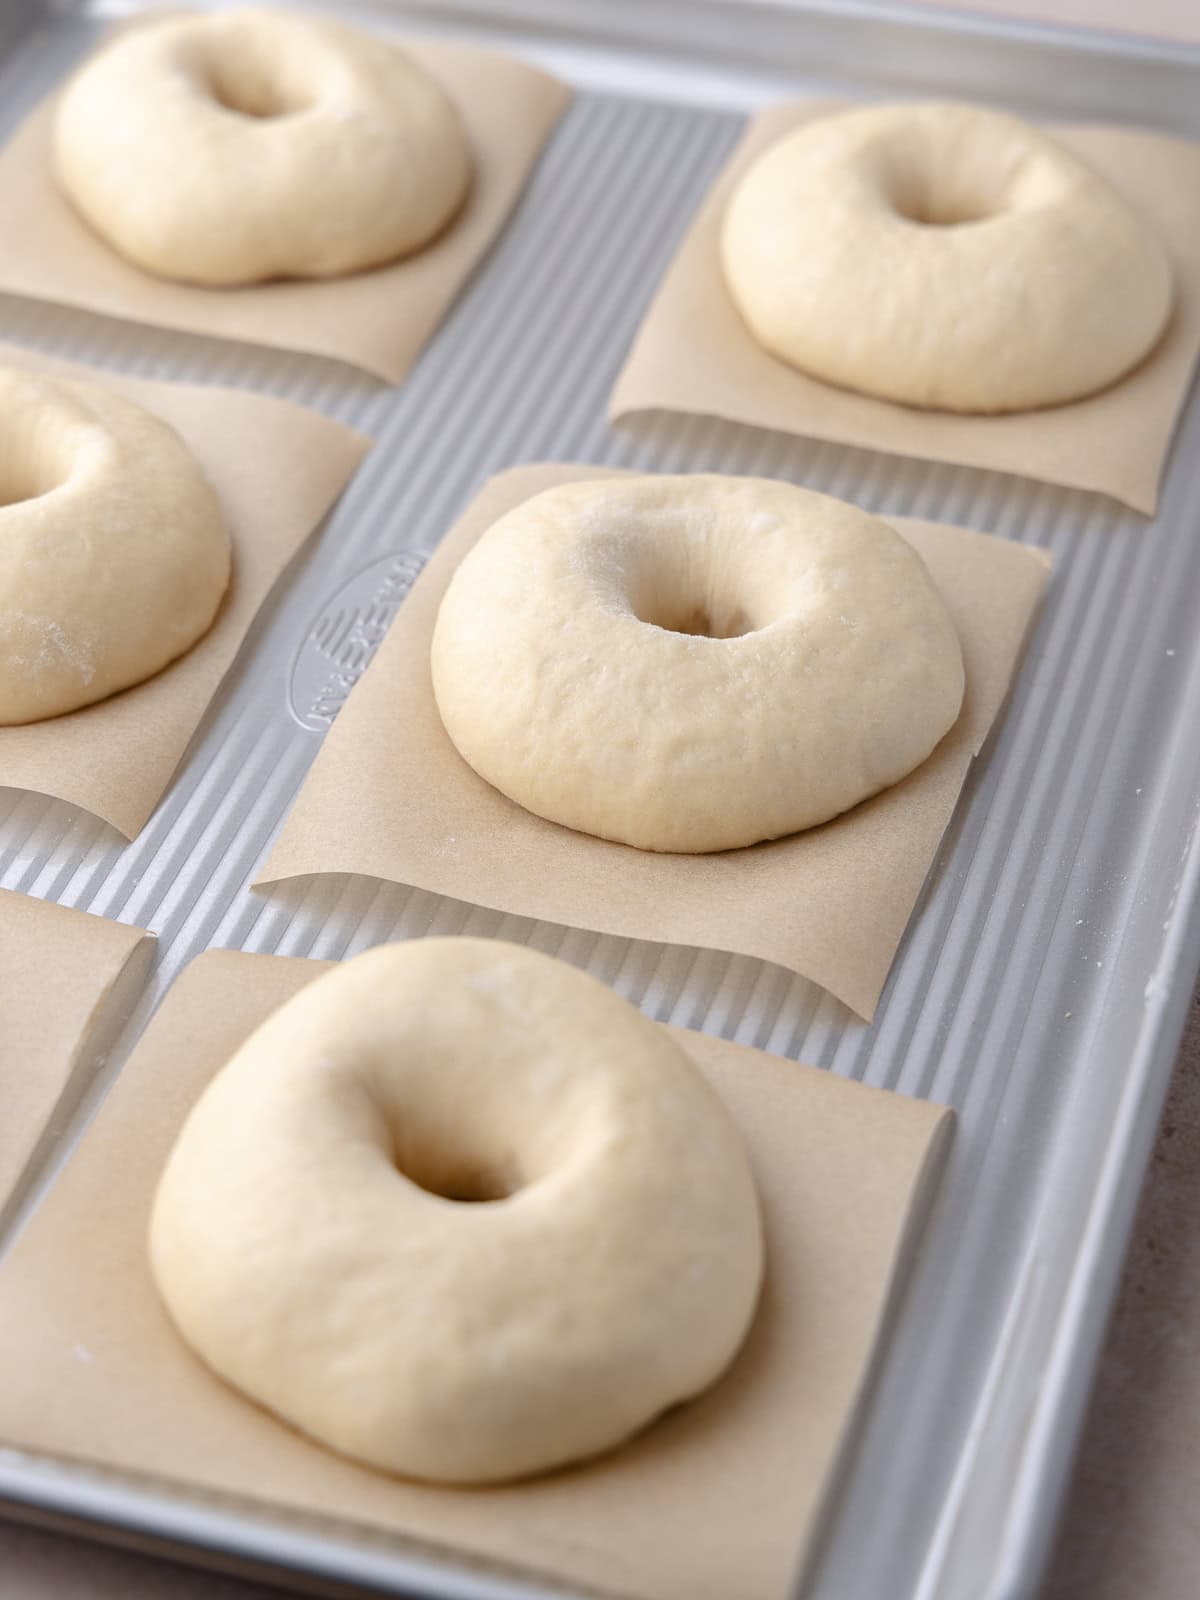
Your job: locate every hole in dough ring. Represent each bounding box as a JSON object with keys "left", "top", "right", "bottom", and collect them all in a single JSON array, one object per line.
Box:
[
  {"left": 0, "top": 366, "right": 231, "bottom": 726},
  {"left": 149, "top": 939, "right": 765, "bottom": 1485},
  {"left": 720, "top": 101, "right": 1174, "bottom": 413},
  {"left": 430, "top": 475, "right": 966, "bottom": 854},
  {"left": 52, "top": 7, "right": 472, "bottom": 287}
]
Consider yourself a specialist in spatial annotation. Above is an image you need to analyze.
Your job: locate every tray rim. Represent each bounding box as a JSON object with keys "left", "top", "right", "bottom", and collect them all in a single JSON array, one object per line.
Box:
[{"left": 81, "top": 0, "right": 1200, "bottom": 122}]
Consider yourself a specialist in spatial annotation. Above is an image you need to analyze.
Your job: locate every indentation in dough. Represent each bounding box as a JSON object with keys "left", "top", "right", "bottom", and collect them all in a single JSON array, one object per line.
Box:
[
  {"left": 420, "top": 1167, "right": 520, "bottom": 1204},
  {"left": 202, "top": 55, "right": 316, "bottom": 121},
  {"left": 588, "top": 516, "right": 765, "bottom": 639},
  {"left": 0, "top": 464, "right": 51, "bottom": 508},
  {"left": 633, "top": 591, "right": 755, "bottom": 640},
  {"left": 890, "top": 183, "right": 999, "bottom": 227},
  {"left": 383, "top": 1099, "right": 526, "bottom": 1205},
  {"left": 0, "top": 413, "right": 76, "bottom": 507},
  {"left": 878, "top": 142, "right": 1024, "bottom": 229},
  {"left": 394, "top": 1140, "right": 524, "bottom": 1205}
]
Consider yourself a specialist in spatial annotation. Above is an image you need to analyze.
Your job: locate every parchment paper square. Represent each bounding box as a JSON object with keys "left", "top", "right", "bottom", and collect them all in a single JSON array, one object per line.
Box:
[
  {"left": 610, "top": 104, "right": 1200, "bottom": 515},
  {"left": 0, "top": 947, "right": 953, "bottom": 1600},
  {"left": 0, "top": 28, "right": 569, "bottom": 383},
  {"left": 0, "top": 888, "right": 150, "bottom": 1212},
  {"left": 0, "top": 343, "right": 370, "bottom": 839},
  {"left": 259, "top": 463, "right": 1051, "bottom": 1020}
]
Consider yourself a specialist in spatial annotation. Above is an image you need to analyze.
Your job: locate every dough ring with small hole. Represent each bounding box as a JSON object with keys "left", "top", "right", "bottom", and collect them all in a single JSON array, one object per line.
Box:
[
  {"left": 52, "top": 7, "right": 472, "bottom": 287},
  {"left": 431, "top": 474, "right": 966, "bottom": 853},
  {"left": 0, "top": 366, "right": 231, "bottom": 726},
  {"left": 720, "top": 101, "right": 1173, "bottom": 412},
  {"left": 149, "top": 938, "right": 764, "bottom": 1484}
]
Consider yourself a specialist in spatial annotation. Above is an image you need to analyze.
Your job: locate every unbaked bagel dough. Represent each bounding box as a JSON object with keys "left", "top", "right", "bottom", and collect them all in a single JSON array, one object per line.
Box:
[
  {"left": 149, "top": 938, "right": 764, "bottom": 1484},
  {"left": 0, "top": 366, "right": 230, "bottom": 725},
  {"left": 431, "top": 475, "right": 965, "bottom": 853},
  {"left": 721, "top": 101, "right": 1173, "bottom": 413},
  {"left": 52, "top": 8, "right": 472, "bottom": 287}
]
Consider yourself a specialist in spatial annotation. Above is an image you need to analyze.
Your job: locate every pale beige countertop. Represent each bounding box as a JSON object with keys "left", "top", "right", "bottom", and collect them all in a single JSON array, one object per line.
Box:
[
  {"left": 1039, "top": 986, "right": 1200, "bottom": 1600},
  {"left": 909, "top": 0, "right": 1200, "bottom": 44},
  {"left": 2, "top": 0, "right": 1196, "bottom": 1595}
]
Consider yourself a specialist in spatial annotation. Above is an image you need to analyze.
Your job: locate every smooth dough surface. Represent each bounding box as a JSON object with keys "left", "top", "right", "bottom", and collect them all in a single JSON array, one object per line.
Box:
[
  {"left": 149, "top": 939, "right": 764, "bottom": 1485},
  {"left": 0, "top": 366, "right": 231, "bottom": 725},
  {"left": 52, "top": 8, "right": 472, "bottom": 287},
  {"left": 721, "top": 101, "right": 1173, "bottom": 413},
  {"left": 431, "top": 475, "right": 965, "bottom": 853}
]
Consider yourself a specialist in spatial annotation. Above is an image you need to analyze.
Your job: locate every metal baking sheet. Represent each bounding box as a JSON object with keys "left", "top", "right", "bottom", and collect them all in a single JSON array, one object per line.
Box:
[{"left": 3, "top": 2, "right": 1200, "bottom": 1597}]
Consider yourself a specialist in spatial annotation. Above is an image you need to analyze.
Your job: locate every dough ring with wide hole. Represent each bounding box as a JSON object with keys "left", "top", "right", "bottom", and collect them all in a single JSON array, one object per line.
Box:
[
  {"left": 431, "top": 475, "right": 966, "bottom": 853},
  {"left": 149, "top": 938, "right": 764, "bottom": 1484},
  {"left": 52, "top": 7, "right": 472, "bottom": 287},
  {"left": 0, "top": 366, "right": 230, "bottom": 725},
  {"left": 720, "top": 101, "right": 1173, "bottom": 413}
]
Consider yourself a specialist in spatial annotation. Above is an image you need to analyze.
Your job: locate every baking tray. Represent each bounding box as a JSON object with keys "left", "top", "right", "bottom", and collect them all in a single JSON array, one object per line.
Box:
[{"left": 2, "top": 2, "right": 1200, "bottom": 1597}]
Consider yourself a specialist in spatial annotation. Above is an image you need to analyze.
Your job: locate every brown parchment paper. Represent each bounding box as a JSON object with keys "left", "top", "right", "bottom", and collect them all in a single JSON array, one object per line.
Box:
[
  {"left": 0, "top": 343, "right": 370, "bottom": 839},
  {"left": 0, "top": 888, "right": 150, "bottom": 1211},
  {"left": 0, "top": 25, "right": 570, "bottom": 384},
  {"left": 610, "top": 104, "right": 1200, "bottom": 515},
  {"left": 0, "top": 947, "right": 953, "bottom": 1600},
  {"left": 259, "top": 463, "right": 1051, "bottom": 1020}
]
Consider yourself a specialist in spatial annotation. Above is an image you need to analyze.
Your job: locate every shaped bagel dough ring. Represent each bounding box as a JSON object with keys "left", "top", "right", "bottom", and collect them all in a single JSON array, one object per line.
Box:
[
  {"left": 52, "top": 7, "right": 472, "bottom": 286},
  {"left": 431, "top": 475, "right": 966, "bottom": 853},
  {"left": 0, "top": 366, "right": 231, "bottom": 725},
  {"left": 721, "top": 101, "right": 1173, "bottom": 413},
  {"left": 149, "top": 939, "right": 764, "bottom": 1484}
]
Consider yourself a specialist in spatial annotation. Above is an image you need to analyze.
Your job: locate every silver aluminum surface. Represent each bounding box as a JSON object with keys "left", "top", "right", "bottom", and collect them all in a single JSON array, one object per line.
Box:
[{"left": 2, "top": 3, "right": 1200, "bottom": 1598}]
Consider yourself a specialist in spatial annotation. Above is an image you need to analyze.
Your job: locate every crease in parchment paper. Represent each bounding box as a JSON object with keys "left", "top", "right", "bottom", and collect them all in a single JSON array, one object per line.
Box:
[
  {"left": 258, "top": 463, "right": 1052, "bottom": 1020},
  {"left": 0, "top": 888, "right": 151, "bottom": 1214},
  {"left": 610, "top": 103, "right": 1200, "bottom": 515},
  {"left": 0, "top": 946, "right": 954, "bottom": 1600}
]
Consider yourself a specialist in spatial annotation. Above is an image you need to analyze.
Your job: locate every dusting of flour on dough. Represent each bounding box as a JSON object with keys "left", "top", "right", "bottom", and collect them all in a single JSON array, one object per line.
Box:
[{"left": 1, "top": 612, "right": 96, "bottom": 687}]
